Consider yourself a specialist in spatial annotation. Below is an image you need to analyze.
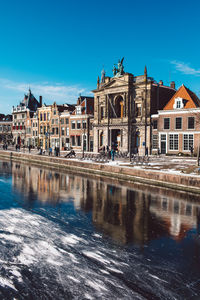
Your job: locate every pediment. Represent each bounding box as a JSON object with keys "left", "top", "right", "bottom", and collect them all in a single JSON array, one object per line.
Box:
[{"left": 101, "top": 78, "right": 128, "bottom": 90}]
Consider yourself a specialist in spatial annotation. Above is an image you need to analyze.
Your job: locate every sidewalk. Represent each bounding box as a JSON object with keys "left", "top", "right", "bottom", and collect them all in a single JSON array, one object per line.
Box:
[{"left": 1, "top": 147, "right": 199, "bottom": 176}]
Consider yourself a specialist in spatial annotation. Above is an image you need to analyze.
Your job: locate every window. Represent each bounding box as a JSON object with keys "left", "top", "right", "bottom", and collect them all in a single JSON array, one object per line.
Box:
[
  {"left": 188, "top": 117, "right": 195, "bottom": 129},
  {"left": 135, "top": 104, "right": 142, "bottom": 117},
  {"left": 186, "top": 204, "right": 192, "bottom": 216},
  {"left": 14, "top": 115, "right": 17, "bottom": 119},
  {"left": 152, "top": 135, "right": 158, "bottom": 149},
  {"left": 52, "top": 128, "right": 55, "bottom": 135},
  {"left": 100, "top": 107, "right": 104, "bottom": 119},
  {"left": 183, "top": 134, "right": 193, "bottom": 151},
  {"left": 77, "top": 121, "right": 81, "bottom": 129},
  {"left": 65, "top": 118, "right": 69, "bottom": 124},
  {"left": 56, "top": 128, "right": 58, "bottom": 135},
  {"left": 44, "top": 113, "right": 46, "bottom": 121},
  {"left": 61, "top": 127, "right": 65, "bottom": 136},
  {"left": 76, "top": 106, "right": 82, "bottom": 115},
  {"left": 43, "top": 126, "right": 46, "bottom": 134},
  {"left": 71, "top": 121, "right": 76, "bottom": 129},
  {"left": 61, "top": 118, "right": 64, "bottom": 124},
  {"left": 47, "top": 113, "right": 50, "bottom": 120},
  {"left": 174, "top": 97, "right": 183, "bottom": 109},
  {"left": 71, "top": 136, "right": 75, "bottom": 146},
  {"left": 55, "top": 119, "right": 58, "bottom": 125},
  {"left": 176, "top": 100, "right": 181, "bottom": 108},
  {"left": 174, "top": 201, "right": 179, "bottom": 214},
  {"left": 164, "top": 118, "right": 170, "bottom": 129},
  {"left": 22, "top": 114, "right": 25, "bottom": 119},
  {"left": 100, "top": 132, "right": 103, "bottom": 146},
  {"left": 52, "top": 119, "right": 54, "bottom": 125},
  {"left": 76, "top": 136, "right": 81, "bottom": 146},
  {"left": 40, "top": 126, "right": 43, "bottom": 134},
  {"left": 40, "top": 114, "right": 42, "bottom": 121},
  {"left": 153, "top": 120, "right": 157, "bottom": 129},
  {"left": 66, "top": 127, "right": 69, "bottom": 136},
  {"left": 82, "top": 120, "right": 86, "bottom": 129},
  {"left": 175, "top": 117, "right": 182, "bottom": 129},
  {"left": 169, "top": 134, "right": 178, "bottom": 150},
  {"left": 54, "top": 109, "right": 56, "bottom": 115}
]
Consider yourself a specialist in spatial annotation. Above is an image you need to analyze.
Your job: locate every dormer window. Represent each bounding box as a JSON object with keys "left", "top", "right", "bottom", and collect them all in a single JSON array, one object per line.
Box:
[
  {"left": 76, "top": 106, "right": 82, "bottom": 115},
  {"left": 173, "top": 97, "right": 184, "bottom": 109}
]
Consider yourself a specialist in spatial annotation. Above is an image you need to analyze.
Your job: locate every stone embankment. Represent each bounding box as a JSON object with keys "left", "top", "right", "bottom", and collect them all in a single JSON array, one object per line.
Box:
[{"left": 0, "top": 150, "right": 200, "bottom": 194}]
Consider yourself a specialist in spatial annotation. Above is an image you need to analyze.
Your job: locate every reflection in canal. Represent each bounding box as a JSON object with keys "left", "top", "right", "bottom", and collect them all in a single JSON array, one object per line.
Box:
[{"left": 0, "top": 160, "right": 200, "bottom": 299}]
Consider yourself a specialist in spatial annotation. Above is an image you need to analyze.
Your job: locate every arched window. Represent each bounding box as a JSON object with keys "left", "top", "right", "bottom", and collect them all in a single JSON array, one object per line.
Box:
[{"left": 115, "top": 96, "right": 124, "bottom": 118}]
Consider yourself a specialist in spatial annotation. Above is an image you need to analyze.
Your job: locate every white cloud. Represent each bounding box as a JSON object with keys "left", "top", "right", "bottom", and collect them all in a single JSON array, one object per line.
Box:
[
  {"left": 170, "top": 60, "right": 200, "bottom": 76},
  {"left": 0, "top": 78, "right": 92, "bottom": 104}
]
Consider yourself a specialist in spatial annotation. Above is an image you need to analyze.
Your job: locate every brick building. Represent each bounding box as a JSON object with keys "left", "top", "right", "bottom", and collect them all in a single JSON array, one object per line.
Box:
[
  {"left": 38, "top": 102, "right": 75, "bottom": 151},
  {"left": 69, "top": 96, "right": 94, "bottom": 152},
  {"left": 152, "top": 85, "right": 200, "bottom": 155}
]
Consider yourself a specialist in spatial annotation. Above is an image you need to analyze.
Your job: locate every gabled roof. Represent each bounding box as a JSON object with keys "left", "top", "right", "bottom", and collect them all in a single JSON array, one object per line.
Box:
[{"left": 163, "top": 85, "right": 200, "bottom": 110}]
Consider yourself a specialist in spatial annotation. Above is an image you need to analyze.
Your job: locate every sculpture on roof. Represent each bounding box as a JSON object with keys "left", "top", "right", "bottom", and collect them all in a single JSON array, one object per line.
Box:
[
  {"left": 112, "top": 57, "right": 125, "bottom": 77},
  {"left": 101, "top": 68, "right": 105, "bottom": 83}
]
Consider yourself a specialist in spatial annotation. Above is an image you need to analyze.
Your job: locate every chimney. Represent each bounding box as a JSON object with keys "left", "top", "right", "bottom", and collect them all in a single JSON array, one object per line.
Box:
[
  {"left": 159, "top": 80, "right": 163, "bottom": 85},
  {"left": 170, "top": 81, "right": 175, "bottom": 89},
  {"left": 77, "top": 97, "right": 81, "bottom": 105},
  {"left": 39, "top": 96, "right": 42, "bottom": 106}
]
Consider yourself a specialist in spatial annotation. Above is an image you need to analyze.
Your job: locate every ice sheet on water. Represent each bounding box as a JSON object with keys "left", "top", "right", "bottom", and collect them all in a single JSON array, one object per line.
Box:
[{"left": 0, "top": 207, "right": 196, "bottom": 299}]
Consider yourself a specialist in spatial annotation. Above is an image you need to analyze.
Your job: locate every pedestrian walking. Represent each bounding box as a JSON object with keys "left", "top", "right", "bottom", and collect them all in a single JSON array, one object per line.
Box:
[
  {"left": 111, "top": 148, "right": 115, "bottom": 161},
  {"left": 49, "top": 147, "right": 52, "bottom": 156}
]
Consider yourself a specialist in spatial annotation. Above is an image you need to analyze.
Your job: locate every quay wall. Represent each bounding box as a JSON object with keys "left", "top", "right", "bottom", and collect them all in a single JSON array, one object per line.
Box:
[{"left": 0, "top": 150, "right": 200, "bottom": 194}]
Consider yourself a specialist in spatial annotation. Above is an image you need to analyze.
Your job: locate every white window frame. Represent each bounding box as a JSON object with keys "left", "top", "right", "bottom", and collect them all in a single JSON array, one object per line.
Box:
[
  {"left": 152, "top": 134, "right": 158, "bottom": 150},
  {"left": 183, "top": 134, "right": 194, "bottom": 151},
  {"left": 169, "top": 134, "right": 179, "bottom": 151}
]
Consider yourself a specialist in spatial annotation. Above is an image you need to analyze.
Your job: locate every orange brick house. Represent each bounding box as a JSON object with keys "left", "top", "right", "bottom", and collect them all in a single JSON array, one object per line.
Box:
[{"left": 152, "top": 85, "right": 200, "bottom": 155}]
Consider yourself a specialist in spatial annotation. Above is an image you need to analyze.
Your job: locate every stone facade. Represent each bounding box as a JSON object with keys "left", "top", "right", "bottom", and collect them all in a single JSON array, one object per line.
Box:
[{"left": 93, "top": 67, "right": 176, "bottom": 155}]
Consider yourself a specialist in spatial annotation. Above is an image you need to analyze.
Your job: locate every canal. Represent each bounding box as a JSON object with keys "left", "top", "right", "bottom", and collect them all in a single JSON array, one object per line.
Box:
[{"left": 0, "top": 160, "right": 200, "bottom": 299}]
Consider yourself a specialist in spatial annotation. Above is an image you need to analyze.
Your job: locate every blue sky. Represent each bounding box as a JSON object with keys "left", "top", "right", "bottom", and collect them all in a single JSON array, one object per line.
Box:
[{"left": 0, "top": 0, "right": 200, "bottom": 114}]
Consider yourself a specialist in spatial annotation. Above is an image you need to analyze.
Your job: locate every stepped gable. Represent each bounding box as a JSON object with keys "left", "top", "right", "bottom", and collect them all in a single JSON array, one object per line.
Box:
[{"left": 163, "top": 84, "right": 200, "bottom": 110}]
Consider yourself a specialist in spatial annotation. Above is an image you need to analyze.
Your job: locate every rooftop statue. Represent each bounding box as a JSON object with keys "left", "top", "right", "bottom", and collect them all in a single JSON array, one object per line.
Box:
[
  {"left": 112, "top": 57, "right": 125, "bottom": 77},
  {"left": 101, "top": 68, "right": 105, "bottom": 83}
]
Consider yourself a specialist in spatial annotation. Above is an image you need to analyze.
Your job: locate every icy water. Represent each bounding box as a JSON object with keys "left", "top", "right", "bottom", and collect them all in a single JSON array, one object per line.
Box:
[{"left": 0, "top": 160, "right": 200, "bottom": 299}]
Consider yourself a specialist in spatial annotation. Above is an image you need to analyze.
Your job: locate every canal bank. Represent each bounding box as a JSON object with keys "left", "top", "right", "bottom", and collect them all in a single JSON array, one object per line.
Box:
[{"left": 0, "top": 150, "right": 200, "bottom": 194}]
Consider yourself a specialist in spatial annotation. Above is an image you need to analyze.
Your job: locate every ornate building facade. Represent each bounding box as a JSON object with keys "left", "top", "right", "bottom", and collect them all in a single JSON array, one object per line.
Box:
[
  {"left": 12, "top": 89, "right": 42, "bottom": 146},
  {"left": 0, "top": 114, "right": 12, "bottom": 145},
  {"left": 93, "top": 61, "right": 176, "bottom": 155}
]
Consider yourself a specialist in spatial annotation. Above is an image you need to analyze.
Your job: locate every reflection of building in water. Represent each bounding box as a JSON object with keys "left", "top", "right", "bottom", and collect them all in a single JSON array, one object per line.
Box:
[
  {"left": 90, "top": 182, "right": 167, "bottom": 245},
  {"left": 10, "top": 161, "right": 200, "bottom": 245},
  {"left": 11, "top": 162, "right": 91, "bottom": 207},
  {"left": 88, "top": 180, "right": 200, "bottom": 245},
  {"left": 150, "top": 196, "right": 200, "bottom": 240},
  {"left": 0, "top": 161, "right": 12, "bottom": 177}
]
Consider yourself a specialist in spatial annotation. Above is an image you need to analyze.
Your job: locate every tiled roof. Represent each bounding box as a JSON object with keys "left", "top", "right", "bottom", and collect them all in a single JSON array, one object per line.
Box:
[{"left": 163, "top": 85, "right": 200, "bottom": 110}]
